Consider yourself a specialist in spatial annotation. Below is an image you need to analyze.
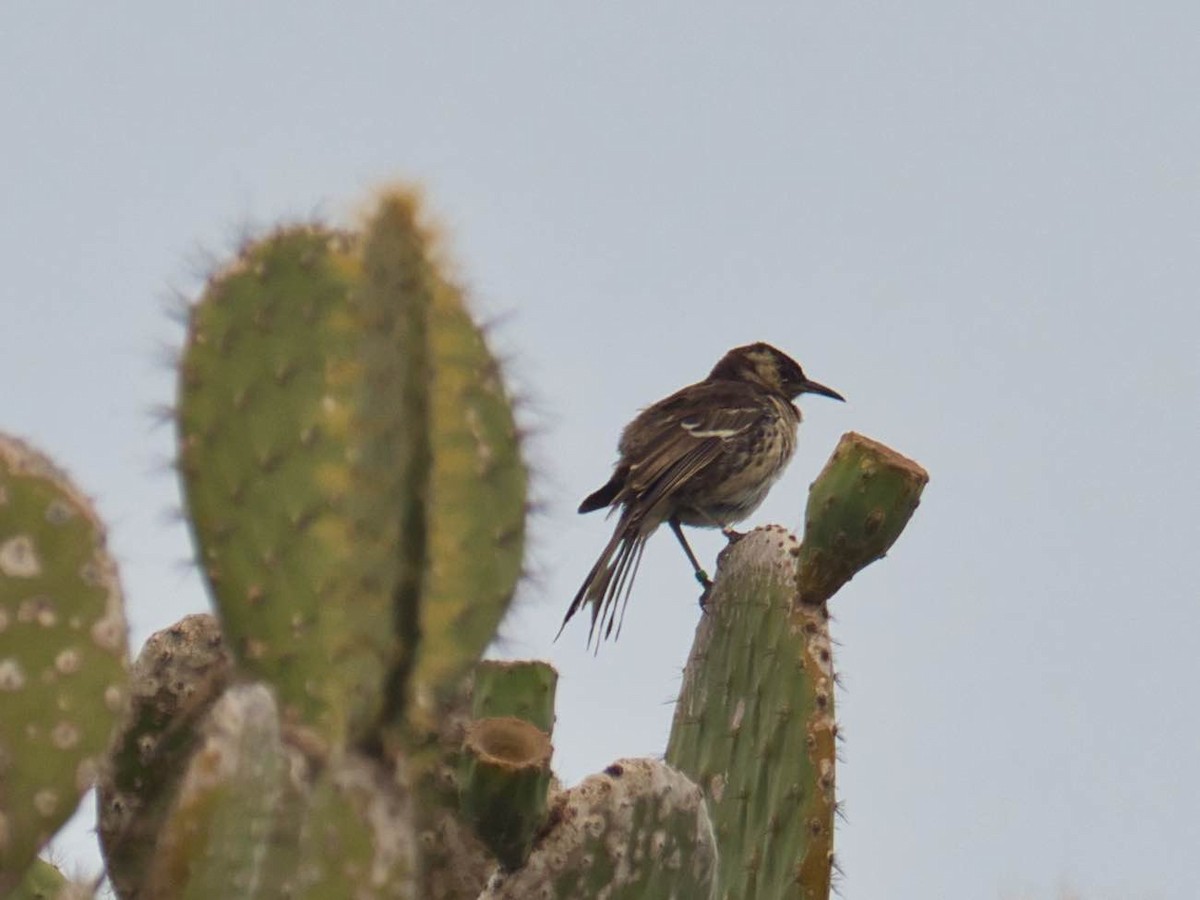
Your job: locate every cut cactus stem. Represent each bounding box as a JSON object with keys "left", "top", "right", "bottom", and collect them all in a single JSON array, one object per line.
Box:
[
  {"left": 796, "top": 431, "right": 929, "bottom": 606},
  {"left": 459, "top": 717, "right": 553, "bottom": 871}
]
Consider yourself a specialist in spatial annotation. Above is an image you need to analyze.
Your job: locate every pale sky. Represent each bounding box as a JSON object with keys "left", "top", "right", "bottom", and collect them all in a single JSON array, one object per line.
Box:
[{"left": 3, "top": 4, "right": 1198, "bottom": 898}]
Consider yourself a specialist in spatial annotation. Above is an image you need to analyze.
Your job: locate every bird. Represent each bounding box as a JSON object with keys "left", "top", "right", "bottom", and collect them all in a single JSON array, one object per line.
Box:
[{"left": 559, "top": 341, "right": 844, "bottom": 645}]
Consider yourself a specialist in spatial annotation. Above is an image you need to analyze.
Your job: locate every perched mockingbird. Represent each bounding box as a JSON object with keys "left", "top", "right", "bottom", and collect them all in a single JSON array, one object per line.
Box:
[{"left": 560, "top": 342, "right": 844, "bottom": 644}]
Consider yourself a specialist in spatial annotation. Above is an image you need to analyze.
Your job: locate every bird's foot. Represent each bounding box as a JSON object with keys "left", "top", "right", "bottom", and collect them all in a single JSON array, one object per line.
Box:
[
  {"left": 695, "top": 569, "right": 713, "bottom": 611},
  {"left": 722, "top": 527, "right": 745, "bottom": 544}
]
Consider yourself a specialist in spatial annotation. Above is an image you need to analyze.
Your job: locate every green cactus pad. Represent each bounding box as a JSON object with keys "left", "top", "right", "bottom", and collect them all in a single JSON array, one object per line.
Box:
[
  {"left": 179, "top": 194, "right": 527, "bottom": 749},
  {"left": 144, "top": 682, "right": 416, "bottom": 898},
  {"left": 796, "top": 432, "right": 928, "bottom": 605},
  {"left": 178, "top": 225, "right": 402, "bottom": 743},
  {"left": 480, "top": 758, "right": 716, "bottom": 900},
  {"left": 667, "top": 527, "right": 836, "bottom": 900},
  {"left": 144, "top": 683, "right": 308, "bottom": 898},
  {"left": 351, "top": 191, "right": 527, "bottom": 732},
  {"left": 98, "top": 613, "right": 232, "bottom": 899},
  {"left": 325, "top": 189, "right": 526, "bottom": 741},
  {"left": 414, "top": 253, "right": 526, "bottom": 716},
  {"left": 0, "top": 435, "right": 128, "bottom": 894},
  {"left": 290, "top": 754, "right": 417, "bottom": 899},
  {"left": 347, "top": 193, "right": 437, "bottom": 734},
  {"left": 470, "top": 660, "right": 557, "bottom": 733}
]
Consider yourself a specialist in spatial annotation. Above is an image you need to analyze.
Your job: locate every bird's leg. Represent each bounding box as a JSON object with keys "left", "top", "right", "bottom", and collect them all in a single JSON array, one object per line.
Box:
[{"left": 668, "top": 517, "right": 713, "bottom": 604}]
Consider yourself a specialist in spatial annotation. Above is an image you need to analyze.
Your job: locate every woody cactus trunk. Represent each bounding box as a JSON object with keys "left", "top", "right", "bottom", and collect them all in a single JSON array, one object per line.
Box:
[{"left": 0, "top": 186, "right": 927, "bottom": 899}]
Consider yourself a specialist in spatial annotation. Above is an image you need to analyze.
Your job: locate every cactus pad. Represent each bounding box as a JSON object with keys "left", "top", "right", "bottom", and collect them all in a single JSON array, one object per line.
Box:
[
  {"left": 178, "top": 194, "right": 526, "bottom": 749},
  {"left": 481, "top": 757, "right": 716, "bottom": 900},
  {"left": 177, "top": 225, "right": 394, "bottom": 743},
  {"left": 0, "top": 434, "right": 128, "bottom": 893},
  {"left": 98, "top": 613, "right": 232, "bottom": 898},
  {"left": 667, "top": 527, "right": 835, "bottom": 900},
  {"left": 797, "top": 432, "right": 928, "bottom": 605}
]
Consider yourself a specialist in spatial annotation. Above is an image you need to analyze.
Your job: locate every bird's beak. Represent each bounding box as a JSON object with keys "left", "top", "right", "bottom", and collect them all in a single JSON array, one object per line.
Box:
[{"left": 799, "top": 378, "right": 845, "bottom": 402}]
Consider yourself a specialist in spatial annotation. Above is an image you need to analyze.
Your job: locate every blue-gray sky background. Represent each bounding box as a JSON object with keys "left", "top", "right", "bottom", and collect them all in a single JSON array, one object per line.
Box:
[{"left": 3, "top": 4, "right": 1197, "bottom": 898}]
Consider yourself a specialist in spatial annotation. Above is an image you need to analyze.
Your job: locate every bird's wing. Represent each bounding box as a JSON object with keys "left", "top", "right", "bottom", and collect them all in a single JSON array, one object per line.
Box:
[{"left": 618, "top": 382, "right": 769, "bottom": 518}]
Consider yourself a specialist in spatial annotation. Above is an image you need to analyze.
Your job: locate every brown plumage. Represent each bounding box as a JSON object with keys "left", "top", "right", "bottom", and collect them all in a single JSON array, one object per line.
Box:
[{"left": 560, "top": 342, "right": 844, "bottom": 645}]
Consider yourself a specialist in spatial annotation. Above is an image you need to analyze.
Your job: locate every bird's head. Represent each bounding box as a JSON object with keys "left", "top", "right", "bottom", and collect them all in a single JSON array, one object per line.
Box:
[{"left": 708, "top": 342, "right": 845, "bottom": 402}]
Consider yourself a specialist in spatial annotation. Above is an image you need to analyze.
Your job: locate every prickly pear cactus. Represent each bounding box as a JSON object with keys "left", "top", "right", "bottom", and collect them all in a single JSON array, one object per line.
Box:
[
  {"left": 418, "top": 253, "right": 527, "bottom": 719},
  {"left": 176, "top": 191, "right": 526, "bottom": 753},
  {"left": 479, "top": 758, "right": 718, "bottom": 900},
  {"left": 142, "top": 683, "right": 308, "bottom": 898},
  {"left": 176, "top": 225, "right": 389, "bottom": 745},
  {"left": 667, "top": 527, "right": 836, "bottom": 899},
  {"left": 667, "top": 435, "right": 927, "bottom": 899},
  {"left": 797, "top": 432, "right": 928, "bottom": 605},
  {"left": 0, "top": 434, "right": 129, "bottom": 894},
  {"left": 142, "top": 188, "right": 528, "bottom": 898},
  {"left": 98, "top": 613, "right": 232, "bottom": 899},
  {"left": 1, "top": 183, "right": 928, "bottom": 900}
]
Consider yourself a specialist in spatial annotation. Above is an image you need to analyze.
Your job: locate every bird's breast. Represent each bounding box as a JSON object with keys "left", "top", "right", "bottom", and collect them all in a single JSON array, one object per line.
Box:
[{"left": 675, "top": 397, "right": 798, "bottom": 527}]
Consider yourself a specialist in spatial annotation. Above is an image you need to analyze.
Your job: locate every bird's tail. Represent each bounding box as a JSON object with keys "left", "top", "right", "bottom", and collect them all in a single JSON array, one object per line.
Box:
[{"left": 557, "top": 511, "right": 648, "bottom": 648}]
